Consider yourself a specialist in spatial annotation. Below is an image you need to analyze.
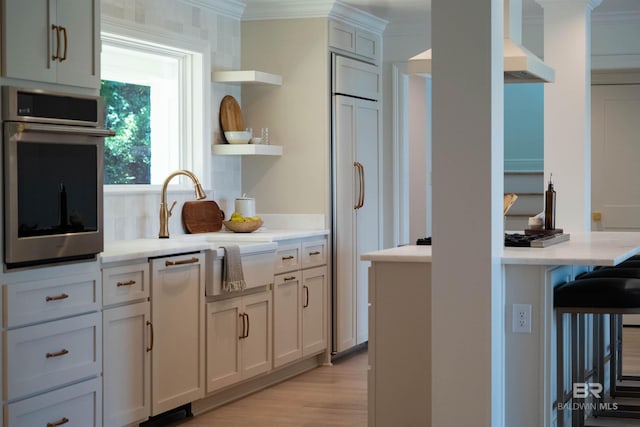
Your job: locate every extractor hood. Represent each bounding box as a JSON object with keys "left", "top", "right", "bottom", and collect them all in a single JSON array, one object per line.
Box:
[{"left": 408, "top": 0, "right": 555, "bottom": 83}]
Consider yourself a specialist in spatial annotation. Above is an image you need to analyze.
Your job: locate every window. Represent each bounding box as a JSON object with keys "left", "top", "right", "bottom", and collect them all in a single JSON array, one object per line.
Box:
[{"left": 101, "top": 23, "right": 209, "bottom": 189}]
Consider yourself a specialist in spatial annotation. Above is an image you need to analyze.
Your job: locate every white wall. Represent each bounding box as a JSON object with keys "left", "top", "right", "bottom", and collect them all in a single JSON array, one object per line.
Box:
[{"left": 101, "top": 0, "right": 244, "bottom": 241}]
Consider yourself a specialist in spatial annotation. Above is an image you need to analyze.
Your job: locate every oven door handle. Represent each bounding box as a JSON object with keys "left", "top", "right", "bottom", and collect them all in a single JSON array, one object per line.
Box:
[{"left": 14, "top": 122, "right": 116, "bottom": 137}]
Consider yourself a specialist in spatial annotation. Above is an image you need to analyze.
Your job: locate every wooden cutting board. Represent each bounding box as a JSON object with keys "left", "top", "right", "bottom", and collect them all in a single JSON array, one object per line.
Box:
[
  {"left": 219, "top": 95, "right": 244, "bottom": 133},
  {"left": 182, "top": 201, "right": 225, "bottom": 233}
]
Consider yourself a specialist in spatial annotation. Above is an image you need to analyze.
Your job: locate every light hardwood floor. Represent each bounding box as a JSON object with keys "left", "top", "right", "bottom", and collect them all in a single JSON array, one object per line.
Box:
[
  {"left": 160, "top": 329, "right": 640, "bottom": 426},
  {"left": 177, "top": 350, "right": 368, "bottom": 426}
]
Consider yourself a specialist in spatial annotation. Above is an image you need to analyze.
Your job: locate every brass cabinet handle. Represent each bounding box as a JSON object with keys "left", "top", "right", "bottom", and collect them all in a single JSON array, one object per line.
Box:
[
  {"left": 354, "top": 162, "right": 365, "bottom": 209},
  {"left": 165, "top": 256, "right": 199, "bottom": 267},
  {"left": 46, "top": 293, "right": 69, "bottom": 302},
  {"left": 47, "top": 417, "right": 70, "bottom": 427},
  {"left": 283, "top": 276, "right": 297, "bottom": 281},
  {"left": 281, "top": 255, "right": 295, "bottom": 261},
  {"left": 308, "top": 251, "right": 321, "bottom": 256},
  {"left": 303, "top": 285, "right": 309, "bottom": 308},
  {"left": 146, "top": 320, "right": 154, "bottom": 352},
  {"left": 360, "top": 163, "right": 365, "bottom": 208},
  {"left": 60, "top": 26, "right": 68, "bottom": 61},
  {"left": 51, "top": 24, "right": 60, "bottom": 60},
  {"left": 239, "top": 313, "right": 246, "bottom": 339},
  {"left": 46, "top": 348, "right": 69, "bottom": 359},
  {"left": 117, "top": 280, "right": 136, "bottom": 287},
  {"left": 245, "top": 313, "right": 250, "bottom": 338}
]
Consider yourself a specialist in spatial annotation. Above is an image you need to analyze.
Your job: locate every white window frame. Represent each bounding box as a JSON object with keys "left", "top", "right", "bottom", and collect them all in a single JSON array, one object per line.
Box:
[{"left": 101, "top": 17, "right": 211, "bottom": 193}]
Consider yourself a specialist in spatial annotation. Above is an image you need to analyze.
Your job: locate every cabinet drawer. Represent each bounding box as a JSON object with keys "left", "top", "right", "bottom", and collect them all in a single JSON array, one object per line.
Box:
[
  {"left": 5, "top": 377, "right": 102, "bottom": 427},
  {"left": 3, "top": 273, "right": 100, "bottom": 328},
  {"left": 5, "top": 312, "right": 101, "bottom": 400},
  {"left": 103, "top": 262, "right": 149, "bottom": 306},
  {"left": 302, "top": 239, "right": 327, "bottom": 269},
  {"left": 275, "top": 243, "right": 302, "bottom": 274}
]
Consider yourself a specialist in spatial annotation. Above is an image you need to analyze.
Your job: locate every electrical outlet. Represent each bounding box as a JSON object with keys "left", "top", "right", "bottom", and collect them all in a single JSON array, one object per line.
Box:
[{"left": 512, "top": 304, "right": 532, "bottom": 334}]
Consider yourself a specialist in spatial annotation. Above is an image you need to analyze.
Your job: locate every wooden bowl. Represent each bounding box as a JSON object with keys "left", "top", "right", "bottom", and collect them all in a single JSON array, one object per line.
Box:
[{"left": 223, "top": 219, "right": 263, "bottom": 233}]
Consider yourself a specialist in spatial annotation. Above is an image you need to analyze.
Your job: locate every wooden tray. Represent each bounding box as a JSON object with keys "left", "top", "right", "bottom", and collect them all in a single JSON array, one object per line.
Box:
[
  {"left": 219, "top": 95, "right": 244, "bottom": 133},
  {"left": 182, "top": 201, "right": 225, "bottom": 233}
]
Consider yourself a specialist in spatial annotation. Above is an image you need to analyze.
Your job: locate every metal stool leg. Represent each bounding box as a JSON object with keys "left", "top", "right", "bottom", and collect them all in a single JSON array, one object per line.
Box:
[{"left": 558, "top": 309, "right": 565, "bottom": 427}]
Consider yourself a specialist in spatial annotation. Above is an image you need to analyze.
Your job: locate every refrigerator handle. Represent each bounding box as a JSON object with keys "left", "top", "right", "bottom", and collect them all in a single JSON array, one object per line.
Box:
[{"left": 354, "top": 162, "right": 365, "bottom": 209}]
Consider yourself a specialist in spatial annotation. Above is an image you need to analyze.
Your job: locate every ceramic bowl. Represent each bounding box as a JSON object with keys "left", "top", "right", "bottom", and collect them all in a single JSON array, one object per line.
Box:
[
  {"left": 224, "top": 131, "right": 252, "bottom": 144},
  {"left": 223, "top": 219, "right": 263, "bottom": 233}
]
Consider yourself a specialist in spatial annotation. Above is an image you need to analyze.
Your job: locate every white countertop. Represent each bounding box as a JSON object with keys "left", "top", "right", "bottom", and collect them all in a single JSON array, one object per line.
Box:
[
  {"left": 361, "top": 232, "right": 640, "bottom": 266},
  {"left": 101, "top": 228, "right": 329, "bottom": 264}
]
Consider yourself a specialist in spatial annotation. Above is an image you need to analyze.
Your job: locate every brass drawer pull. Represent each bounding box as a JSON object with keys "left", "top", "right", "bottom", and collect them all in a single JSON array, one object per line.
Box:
[
  {"left": 46, "top": 348, "right": 69, "bottom": 359},
  {"left": 117, "top": 279, "right": 136, "bottom": 287},
  {"left": 47, "top": 417, "right": 69, "bottom": 427},
  {"left": 165, "top": 257, "right": 199, "bottom": 267},
  {"left": 45, "top": 293, "right": 69, "bottom": 302},
  {"left": 146, "top": 321, "right": 154, "bottom": 352},
  {"left": 283, "top": 276, "right": 297, "bottom": 281},
  {"left": 281, "top": 255, "right": 295, "bottom": 260},
  {"left": 308, "top": 251, "right": 321, "bottom": 256}
]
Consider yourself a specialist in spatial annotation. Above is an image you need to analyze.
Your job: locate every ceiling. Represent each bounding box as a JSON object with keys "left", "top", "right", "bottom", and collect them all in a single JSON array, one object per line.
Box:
[{"left": 338, "top": 0, "right": 640, "bottom": 34}]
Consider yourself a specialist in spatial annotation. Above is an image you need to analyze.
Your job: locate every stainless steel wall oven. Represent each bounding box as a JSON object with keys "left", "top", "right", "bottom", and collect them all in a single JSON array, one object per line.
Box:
[{"left": 2, "top": 86, "right": 114, "bottom": 269}]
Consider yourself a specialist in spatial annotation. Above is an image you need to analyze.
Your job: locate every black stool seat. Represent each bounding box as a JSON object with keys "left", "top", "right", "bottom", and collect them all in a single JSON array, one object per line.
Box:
[
  {"left": 555, "top": 277, "right": 640, "bottom": 309},
  {"left": 616, "top": 260, "right": 640, "bottom": 268},
  {"left": 576, "top": 267, "right": 640, "bottom": 280}
]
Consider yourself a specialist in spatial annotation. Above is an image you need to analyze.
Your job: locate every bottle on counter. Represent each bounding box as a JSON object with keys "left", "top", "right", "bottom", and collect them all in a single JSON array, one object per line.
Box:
[{"left": 544, "top": 174, "right": 556, "bottom": 230}]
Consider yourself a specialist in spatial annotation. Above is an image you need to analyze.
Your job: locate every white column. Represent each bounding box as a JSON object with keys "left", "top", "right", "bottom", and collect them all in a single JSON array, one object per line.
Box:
[
  {"left": 431, "top": 0, "right": 504, "bottom": 425},
  {"left": 536, "top": 0, "right": 602, "bottom": 232}
]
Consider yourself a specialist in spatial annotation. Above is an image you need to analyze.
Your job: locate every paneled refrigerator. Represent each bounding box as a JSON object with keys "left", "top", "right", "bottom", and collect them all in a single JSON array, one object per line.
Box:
[{"left": 331, "top": 54, "right": 381, "bottom": 353}]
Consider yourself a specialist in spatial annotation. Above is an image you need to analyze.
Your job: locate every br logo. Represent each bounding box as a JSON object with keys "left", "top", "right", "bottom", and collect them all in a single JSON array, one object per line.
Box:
[{"left": 573, "top": 383, "right": 603, "bottom": 399}]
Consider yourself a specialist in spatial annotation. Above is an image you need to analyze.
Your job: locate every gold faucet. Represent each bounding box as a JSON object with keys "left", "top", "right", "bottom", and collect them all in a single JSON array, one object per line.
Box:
[{"left": 159, "top": 170, "right": 206, "bottom": 238}]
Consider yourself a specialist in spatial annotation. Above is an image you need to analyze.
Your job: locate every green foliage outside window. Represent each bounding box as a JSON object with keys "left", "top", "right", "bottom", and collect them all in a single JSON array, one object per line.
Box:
[{"left": 100, "top": 80, "right": 151, "bottom": 184}]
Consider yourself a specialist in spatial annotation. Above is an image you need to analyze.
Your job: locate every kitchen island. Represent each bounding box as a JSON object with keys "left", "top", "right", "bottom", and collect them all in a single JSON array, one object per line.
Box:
[{"left": 362, "top": 232, "right": 640, "bottom": 427}]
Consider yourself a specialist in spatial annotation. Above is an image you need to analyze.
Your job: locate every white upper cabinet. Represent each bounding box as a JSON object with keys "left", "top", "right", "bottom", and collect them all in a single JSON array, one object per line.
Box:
[
  {"left": 329, "top": 20, "right": 381, "bottom": 63},
  {"left": 1, "top": 0, "right": 100, "bottom": 89}
]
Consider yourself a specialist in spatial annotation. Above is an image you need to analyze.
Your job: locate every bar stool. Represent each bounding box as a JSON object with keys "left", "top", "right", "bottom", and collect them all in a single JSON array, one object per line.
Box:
[
  {"left": 555, "top": 276, "right": 640, "bottom": 426},
  {"left": 577, "top": 268, "right": 640, "bottom": 401}
]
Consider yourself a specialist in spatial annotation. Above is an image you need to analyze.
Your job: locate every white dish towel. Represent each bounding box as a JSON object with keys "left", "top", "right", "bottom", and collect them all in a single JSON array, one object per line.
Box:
[{"left": 222, "top": 245, "right": 246, "bottom": 292}]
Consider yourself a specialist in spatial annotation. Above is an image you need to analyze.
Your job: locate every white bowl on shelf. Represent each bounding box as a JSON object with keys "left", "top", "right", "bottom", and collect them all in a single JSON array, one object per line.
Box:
[{"left": 224, "top": 131, "right": 251, "bottom": 144}]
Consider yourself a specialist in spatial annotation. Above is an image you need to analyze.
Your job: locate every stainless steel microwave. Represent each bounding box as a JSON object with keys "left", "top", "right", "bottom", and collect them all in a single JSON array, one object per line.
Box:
[{"left": 2, "top": 86, "right": 114, "bottom": 269}]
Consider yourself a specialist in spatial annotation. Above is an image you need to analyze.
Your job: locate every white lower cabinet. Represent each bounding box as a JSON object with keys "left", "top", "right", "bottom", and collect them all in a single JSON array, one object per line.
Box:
[
  {"left": 2, "top": 263, "right": 102, "bottom": 427},
  {"left": 206, "top": 290, "right": 272, "bottom": 393},
  {"left": 102, "top": 261, "right": 151, "bottom": 427},
  {"left": 150, "top": 253, "right": 205, "bottom": 416},
  {"left": 302, "top": 266, "right": 328, "bottom": 356},
  {"left": 102, "top": 301, "right": 151, "bottom": 427},
  {"left": 102, "top": 253, "right": 204, "bottom": 426},
  {"left": 273, "top": 238, "right": 328, "bottom": 368},
  {"left": 273, "top": 273, "right": 303, "bottom": 366}
]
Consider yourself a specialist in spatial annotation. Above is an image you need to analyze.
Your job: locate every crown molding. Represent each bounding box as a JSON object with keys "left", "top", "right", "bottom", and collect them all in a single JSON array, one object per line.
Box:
[
  {"left": 242, "top": 0, "right": 387, "bottom": 34},
  {"left": 179, "top": 0, "right": 246, "bottom": 20}
]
